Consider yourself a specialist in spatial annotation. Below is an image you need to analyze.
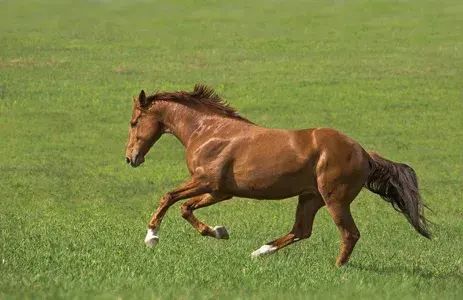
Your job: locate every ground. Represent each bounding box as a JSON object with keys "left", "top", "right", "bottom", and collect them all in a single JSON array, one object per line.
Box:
[{"left": 0, "top": 0, "right": 462, "bottom": 299}]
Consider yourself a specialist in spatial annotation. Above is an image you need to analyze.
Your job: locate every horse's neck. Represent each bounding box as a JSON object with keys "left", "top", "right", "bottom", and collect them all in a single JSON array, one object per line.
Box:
[{"left": 161, "top": 102, "right": 226, "bottom": 147}]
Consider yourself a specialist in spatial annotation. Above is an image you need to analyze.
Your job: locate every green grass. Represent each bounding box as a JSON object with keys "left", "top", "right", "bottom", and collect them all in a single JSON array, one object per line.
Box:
[{"left": 1, "top": 0, "right": 462, "bottom": 299}]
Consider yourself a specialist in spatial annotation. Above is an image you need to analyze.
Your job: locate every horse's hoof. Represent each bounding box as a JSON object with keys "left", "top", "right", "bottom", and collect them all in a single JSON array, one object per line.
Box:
[
  {"left": 144, "top": 228, "right": 159, "bottom": 247},
  {"left": 212, "top": 226, "right": 229, "bottom": 239},
  {"left": 251, "top": 244, "right": 277, "bottom": 258}
]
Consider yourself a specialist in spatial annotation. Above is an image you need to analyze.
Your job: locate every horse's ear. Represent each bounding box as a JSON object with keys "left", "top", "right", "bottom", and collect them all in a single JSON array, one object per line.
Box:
[{"left": 139, "top": 90, "right": 147, "bottom": 107}]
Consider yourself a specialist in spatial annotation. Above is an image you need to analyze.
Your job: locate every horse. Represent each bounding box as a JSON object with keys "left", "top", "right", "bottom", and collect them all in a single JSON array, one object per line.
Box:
[{"left": 125, "top": 84, "right": 430, "bottom": 266}]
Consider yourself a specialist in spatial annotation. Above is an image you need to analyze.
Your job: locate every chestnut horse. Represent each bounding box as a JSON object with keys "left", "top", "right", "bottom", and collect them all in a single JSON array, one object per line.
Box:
[{"left": 125, "top": 84, "right": 430, "bottom": 265}]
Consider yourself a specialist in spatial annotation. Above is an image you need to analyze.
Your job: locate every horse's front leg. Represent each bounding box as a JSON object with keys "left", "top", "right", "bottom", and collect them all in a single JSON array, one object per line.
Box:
[
  {"left": 181, "top": 193, "right": 232, "bottom": 238},
  {"left": 145, "top": 176, "right": 211, "bottom": 247}
]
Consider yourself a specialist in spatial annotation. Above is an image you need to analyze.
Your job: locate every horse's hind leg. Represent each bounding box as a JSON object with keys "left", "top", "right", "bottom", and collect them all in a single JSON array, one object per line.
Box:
[
  {"left": 181, "top": 193, "right": 232, "bottom": 239},
  {"left": 326, "top": 202, "right": 360, "bottom": 266},
  {"left": 251, "top": 193, "right": 325, "bottom": 257}
]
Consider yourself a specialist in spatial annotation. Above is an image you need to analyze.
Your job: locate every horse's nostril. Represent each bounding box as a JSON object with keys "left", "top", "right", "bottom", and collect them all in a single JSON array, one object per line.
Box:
[{"left": 125, "top": 157, "right": 131, "bottom": 164}]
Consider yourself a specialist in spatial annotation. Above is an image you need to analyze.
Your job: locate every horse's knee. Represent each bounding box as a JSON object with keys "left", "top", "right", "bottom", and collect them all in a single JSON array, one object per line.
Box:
[
  {"left": 159, "top": 193, "right": 173, "bottom": 207},
  {"left": 181, "top": 204, "right": 191, "bottom": 219},
  {"left": 351, "top": 231, "right": 360, "bottom": 241},
  {"left": 343, "top": 231, "right": 360, "bottom": 245}
]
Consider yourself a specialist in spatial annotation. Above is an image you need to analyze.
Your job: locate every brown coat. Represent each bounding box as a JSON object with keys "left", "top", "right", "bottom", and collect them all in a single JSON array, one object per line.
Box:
[{"left": 125, "top": 85, "right": 429, "bottom": 265}]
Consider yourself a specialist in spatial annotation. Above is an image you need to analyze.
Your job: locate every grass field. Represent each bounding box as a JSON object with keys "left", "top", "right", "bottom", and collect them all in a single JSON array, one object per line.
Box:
[{"left": 1, "top": 0, "right": 462, "bottom": 299}]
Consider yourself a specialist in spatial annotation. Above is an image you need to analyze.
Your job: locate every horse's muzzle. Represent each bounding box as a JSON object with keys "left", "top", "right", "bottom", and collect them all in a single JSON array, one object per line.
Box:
[{"left": 125, "top": 154, "right": 144, "bottom": 168}]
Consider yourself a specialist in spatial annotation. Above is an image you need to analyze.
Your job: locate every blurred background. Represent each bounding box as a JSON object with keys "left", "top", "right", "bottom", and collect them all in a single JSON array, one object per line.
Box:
[{"left": 1, "top": 0, "right": 462, "bottom": 299}]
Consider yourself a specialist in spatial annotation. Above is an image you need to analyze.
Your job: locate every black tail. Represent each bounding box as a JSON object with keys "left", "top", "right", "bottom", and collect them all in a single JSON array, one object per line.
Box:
[{"left": 365, "top": 151, "right": 431, "bottom": 239}]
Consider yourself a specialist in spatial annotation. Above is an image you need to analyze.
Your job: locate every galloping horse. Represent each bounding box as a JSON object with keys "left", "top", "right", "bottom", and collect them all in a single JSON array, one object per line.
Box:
[{"left": 125, "top": 84, "right": 430, "bottom": 266}]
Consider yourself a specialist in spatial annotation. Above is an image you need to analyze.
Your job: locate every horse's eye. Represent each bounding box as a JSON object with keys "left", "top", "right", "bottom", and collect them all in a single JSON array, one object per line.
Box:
[{"left": 130, "top": 121, "right": 137, "bottom": 127}]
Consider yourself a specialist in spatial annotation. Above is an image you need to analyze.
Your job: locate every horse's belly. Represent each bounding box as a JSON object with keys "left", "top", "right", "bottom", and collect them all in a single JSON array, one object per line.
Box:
[{"left": 226, "top": 167, "right": 317, "bottom": 200}]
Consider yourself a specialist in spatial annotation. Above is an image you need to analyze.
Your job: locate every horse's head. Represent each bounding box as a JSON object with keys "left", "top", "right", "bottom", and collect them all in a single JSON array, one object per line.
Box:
[{"left": 125, "top": 90, "right": 164, "bottom": 167}]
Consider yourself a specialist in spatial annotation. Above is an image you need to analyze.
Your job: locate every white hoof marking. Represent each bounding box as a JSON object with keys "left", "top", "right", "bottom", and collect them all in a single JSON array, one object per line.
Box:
[
  {"left": 251, "top": 244, "right": 277, "bottom": 258},
  {"left": 212, "top": 226, "right": 229, "bottom": 239},
  {"left": 144, "top": 228, "right": 159, "bottom": 247}
]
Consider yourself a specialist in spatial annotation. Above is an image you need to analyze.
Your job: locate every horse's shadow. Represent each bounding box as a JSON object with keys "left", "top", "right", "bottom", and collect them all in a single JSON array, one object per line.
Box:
[{"left": 348, "top": 262, "right": 463, "bottom": 281}]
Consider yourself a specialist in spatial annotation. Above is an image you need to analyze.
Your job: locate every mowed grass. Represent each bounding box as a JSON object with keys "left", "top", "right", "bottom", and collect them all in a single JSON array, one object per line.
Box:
[{"left": 1, "top": 0, "right": 462, "bottom": 299}]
